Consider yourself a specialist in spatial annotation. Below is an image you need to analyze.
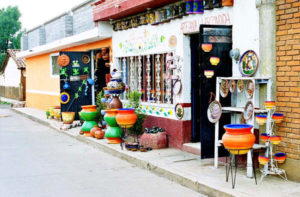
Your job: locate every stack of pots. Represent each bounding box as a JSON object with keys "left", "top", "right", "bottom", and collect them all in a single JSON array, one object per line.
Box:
[{"left": 80, "top": 105, "right": 99, "bottom": 137}]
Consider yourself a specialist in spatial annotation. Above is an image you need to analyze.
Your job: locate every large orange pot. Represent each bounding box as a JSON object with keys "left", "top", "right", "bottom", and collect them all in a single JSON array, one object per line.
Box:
[
  {"left": 116, "top": 108, "right": 137, "bottom": 128},
  {"left": 222, "top": 0, "right": 233, "bottom": 6},
  {"left": 222, "top": 124, "right": 255, "bottom": 155},
  {"left": 81, "top": 105, "right": 97, "bottom": 112}
]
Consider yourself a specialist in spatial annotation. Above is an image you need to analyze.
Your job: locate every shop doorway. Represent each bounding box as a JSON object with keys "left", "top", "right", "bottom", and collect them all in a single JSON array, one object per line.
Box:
[{"left": 191, "top": 25, "right": 232, "bottom": 159}]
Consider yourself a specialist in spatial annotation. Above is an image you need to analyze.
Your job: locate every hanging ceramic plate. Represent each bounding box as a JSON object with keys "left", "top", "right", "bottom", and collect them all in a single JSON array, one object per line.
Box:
[
  {"left": 220, "top": 80, "right": 229, "bottom": 98},
  {"left": 57, "top": 54, "right": 70, "bottom": 67},
  {"left": 244, "top": 101, "right": 254, "bottom": 120},
  {"left": 229, "top": 80, "right": 236, "bottom": 93},
  {"left": 173, "top": 80, "right": 182, "bottom": 95},
  {"left": 60, "top": 92, "right": 70, "bottom": 104},
  {"left": 245, "top": 80, "right": 255, "bottom": 99},
  {"left": 207, "top": 100, "right": 222, "bottom": 123},
  {"left": 82, "top": 55, "right": 90, "bottom": 64},
  {"left": 237, "top": 80, "right": 244, "bottom": 93},
  {"left": 175, "top": 103, "right": 184, "bottom": 120},
  {"left": 239, "top": 50, "right": 259, "bottom": 77}
]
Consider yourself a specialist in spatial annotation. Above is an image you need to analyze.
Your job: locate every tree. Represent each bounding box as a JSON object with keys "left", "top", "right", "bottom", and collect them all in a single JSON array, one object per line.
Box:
[{"left": 0, "top": 6, "right": 22, "bottom": 67}]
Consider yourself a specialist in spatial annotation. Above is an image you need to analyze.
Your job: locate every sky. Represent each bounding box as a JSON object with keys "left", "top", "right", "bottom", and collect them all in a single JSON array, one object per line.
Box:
[{"left": 0, "top": 0, "right": 87, "bottom": 30}]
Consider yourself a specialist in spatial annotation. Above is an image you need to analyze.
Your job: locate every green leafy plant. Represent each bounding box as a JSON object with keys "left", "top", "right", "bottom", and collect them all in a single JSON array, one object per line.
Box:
[
  {"left": 126, "top": 91, "right": 147, "bottom": 141},
  {"left": 96, "top": 90, "right": 106, "bottom": 124}
]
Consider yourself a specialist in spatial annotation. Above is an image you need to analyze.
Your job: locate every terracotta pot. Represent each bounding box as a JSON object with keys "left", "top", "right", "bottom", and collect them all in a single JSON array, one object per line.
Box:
[
  {"left": 94, "top": 128, "right": 105, "bottom": 139},
  {"left": 81, "top": 105, "right": 97, "bottom": 112},
  {"left": 258, "top": 155, "right": 269, "bottom": 165},
  {"left": 222, "top": 0, "right": 233, "bottom": 6},
  {"left": 90, "top": 125, "right": 98, "bottom": 137},
  {"left": 222, "top": 124, "right": 255, "bottom": 155},
  {"left": 109, "top": 96, "right": 123, "bottom": 109},
  {"left": 275, "top": 152, "right": 286, "bottom": 164},
  {"left": 62, "top": 112, "right": 75, "bottom": 124},
  {"left": 116, "top": 108, "right": 137, "bottom": 128},
  {"left": 140, "top": 132, "right": 167, "bottom": 149}
]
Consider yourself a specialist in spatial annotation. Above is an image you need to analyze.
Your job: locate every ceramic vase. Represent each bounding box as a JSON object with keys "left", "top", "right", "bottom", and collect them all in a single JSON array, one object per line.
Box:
[
  {"left": 80, "top": 105, "right": 99, "bottom": 137},
  {"left": 116, "top": 108, "right": 137, "bottom": 128},
  {"left": 104, "top": 109, "right": 123, "bottom": 144},
  {"left": 62, "top": 112, "right": 75, "bottom": 124},
  {"left": 109, "top": 96, "right": 123, "bottom": 109},
  {"left": 222, "top": 124, "right": 255, "bottom": 155}
]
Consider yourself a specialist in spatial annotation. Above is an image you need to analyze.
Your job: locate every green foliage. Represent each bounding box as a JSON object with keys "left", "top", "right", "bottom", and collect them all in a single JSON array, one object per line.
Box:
[
  {"left": 126, "top": 91, "right": 147, "bottom": 139},
  {"left": 96, "top": 91, "right": 106, "bottom": 123},
  {"left": 0, "top": 6, "right": 22, "bottom": 67}
]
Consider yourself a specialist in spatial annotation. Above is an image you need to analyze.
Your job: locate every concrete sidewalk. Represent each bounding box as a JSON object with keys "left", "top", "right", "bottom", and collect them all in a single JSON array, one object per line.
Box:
[{"left": 11, "top": 107, "right": 300, "bottom": 197}]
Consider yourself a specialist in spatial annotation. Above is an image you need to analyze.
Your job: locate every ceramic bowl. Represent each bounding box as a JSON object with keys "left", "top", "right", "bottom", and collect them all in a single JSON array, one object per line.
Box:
[
  {"left": 260, "top": 133, "right": 270, "bottom": 143},
  {"left": 275, "top": 152, "right": 286, "bottom": 164},
  {"left": 270, "top": 136, "right": 282, "bottom": 145},
  {"left": 258, "top": 155, "right": 269, "bottom": 165},
  {"left": 256, "top": 115, "right": 267, "bottom": 125}
]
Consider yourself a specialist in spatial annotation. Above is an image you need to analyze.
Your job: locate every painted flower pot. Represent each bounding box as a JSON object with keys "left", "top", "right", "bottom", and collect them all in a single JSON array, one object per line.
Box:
[
  {"left": 104, "top": 109, "right": 123, "bottom": 144},
  {"left": 210, "top": 57, "right": 220, "bottom": 66},
  {"left": 270, "top": 136, "right": 281, "bottom": 145},
  {"left": 256, "top": 115, "right": 267, "bottom": 125},
  {"left": 258, "top": 155, "right": 269, "bottom": 165},
  {"left": 109, "top": 96, "right": 123, "bottom": 109},
  {"left": 264, "top": 101, "right": 275, "bottom": 110},
  {"left": 140, "top": 132, "right": 167, "bottom": 149},
  {"left": 275, "top": 152, "right": 286, "bottom": 164},
  {"left": 260, "top": 133, "right": 270, "bottom": 143},
  {"left": 204, "top": 70, "right": 214, "bottom": 78},
  {"left": 53, "top": 106, "right": 61, "bottom": 120},
  {"left": 81, "top": 105, "right": 97, "bottom": 112},
  {"left": 116, "top": 108, "right": 137, "bottom": 128},
  {"left": 49, "top": 106, "right": 55, "bottom": 118},
  {"left": 272, "top": 113, "right": 284, "bottom": 123},
  {"left": 201, "top": 43, "right": 213, "bottom": 52},
  {"left": 62, "top": 112, "right": 75, "bottom": 124},
  {"left": 222, "top": 124, "right": 255, "bottom": 155},
  {"left": 222, "top": 0, "right": 234, "bottom": 6}
]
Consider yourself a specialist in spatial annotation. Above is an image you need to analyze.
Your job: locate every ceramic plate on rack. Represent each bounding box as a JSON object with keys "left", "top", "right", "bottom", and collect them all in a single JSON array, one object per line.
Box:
[
  {"left": 229, "top": 80, "right": 236, "bottom": 93},
  {"left": 175, "top": 103, "right": 184, "bottom": 120},
  {"left": 82, "top": 55, "right": 90, "bottom": 64},
  {"left": 237, "top": 80, "right": 244, "bottom": 93},
  {"left": 173, "top": 80, "right": 182, "bottom": 95},
  {"left": 239, "top": 50, "right": 259, "bottom": 77},
  {"left": 245, "top": 80, "right": 255, "bottom": 99},
  {"left": 244, "top": 101, "right": 254, "bottom": 120},
  {"left": 207, "top": 100, "right": 222, "bottom": 123},
  {"left": 220, "top": 80, "right": 229, "bottom": 98}
]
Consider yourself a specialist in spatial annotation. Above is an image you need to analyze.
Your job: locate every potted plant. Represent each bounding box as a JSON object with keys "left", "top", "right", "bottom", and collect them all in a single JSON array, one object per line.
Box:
[{"left": 126, "top": 91, "right": 147, "bottom": 142}]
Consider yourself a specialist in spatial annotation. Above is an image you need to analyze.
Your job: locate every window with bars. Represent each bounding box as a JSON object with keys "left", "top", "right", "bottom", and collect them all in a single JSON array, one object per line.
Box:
[{"left": 119, "top": 53, "right": 174, "bottom": 104}]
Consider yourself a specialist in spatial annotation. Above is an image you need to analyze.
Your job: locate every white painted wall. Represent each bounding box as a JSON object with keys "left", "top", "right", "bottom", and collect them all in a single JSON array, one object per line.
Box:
[
  {"left": 113, "top": 0, "right": 263, "bottom": 120},
  {"left": 0, "top": 58, "right": 21, "bottom": 87}
]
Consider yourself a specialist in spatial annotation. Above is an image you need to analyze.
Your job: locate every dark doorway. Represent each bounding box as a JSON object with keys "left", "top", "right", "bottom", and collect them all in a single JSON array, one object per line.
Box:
[{"left": 191, "top": 25, "right": 232, "bottom": 159}]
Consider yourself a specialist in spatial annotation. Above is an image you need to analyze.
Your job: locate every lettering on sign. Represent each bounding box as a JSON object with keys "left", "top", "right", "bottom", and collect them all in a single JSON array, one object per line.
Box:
[{"left": 181, "top": 13, "right": 231, "bottom": 34}]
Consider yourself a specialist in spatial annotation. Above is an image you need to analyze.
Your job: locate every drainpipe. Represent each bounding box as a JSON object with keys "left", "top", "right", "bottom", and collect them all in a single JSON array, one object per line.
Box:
[{"left": 256, "top": 0, "right": 276, "bottom": 100}]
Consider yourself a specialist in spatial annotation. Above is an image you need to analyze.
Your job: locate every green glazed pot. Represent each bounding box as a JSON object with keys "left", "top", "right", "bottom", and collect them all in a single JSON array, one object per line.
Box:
[{"left": 105, "top": 126, "right": 123, "bottom": 138}]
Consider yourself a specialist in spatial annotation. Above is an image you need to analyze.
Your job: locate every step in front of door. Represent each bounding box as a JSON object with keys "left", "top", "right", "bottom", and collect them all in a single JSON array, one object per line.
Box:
[{"left": 182, "top": 142, "right": 201, "bottom": 156}]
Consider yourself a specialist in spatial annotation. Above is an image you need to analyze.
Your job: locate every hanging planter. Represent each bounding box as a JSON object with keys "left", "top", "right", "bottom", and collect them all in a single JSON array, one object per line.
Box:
[
  {"left": 222, "top": 124, "right": 255, "bottom": 155},
  {"left": 260, "top": 133, "right": 270, "bottom": 143},
  {"left": 272, "top": 113, "right": 284, "bottom": 123},
  {"left": 275, "top": 153, "right": 286, "bottom": 164},
  {"left": 258, "top": 155, "right": 269, "bottom": 165},
  {"left": 264, "top": 101, "right": 275, "bottom": 110},
  {"left": 204, "top": 70, "right": 214, "bottom": 78},
  {"left": 202, "top": 43, "right": 213, "bottom": 52},
  {"left": 210, "top": 57, "right": 220, "bottom": 66},
  {"left": 270, "top": 136, "right": 282, "bottom": 145},
  {"left": 57, "top": 54, "right": 70, "bottom": 67},
  {"left": 256, "top": 115, "right": 267, "bottom": 125}
]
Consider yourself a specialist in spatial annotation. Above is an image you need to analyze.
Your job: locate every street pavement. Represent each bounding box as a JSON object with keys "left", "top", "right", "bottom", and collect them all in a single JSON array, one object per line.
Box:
[{"left": 0, "top": 107, "right": 201, "bottom": 197}]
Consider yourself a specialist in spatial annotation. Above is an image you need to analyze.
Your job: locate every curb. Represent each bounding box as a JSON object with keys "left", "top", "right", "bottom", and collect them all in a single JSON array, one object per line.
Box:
[{"left": 11, "top": 108, "right": 234, "bottom": 197}]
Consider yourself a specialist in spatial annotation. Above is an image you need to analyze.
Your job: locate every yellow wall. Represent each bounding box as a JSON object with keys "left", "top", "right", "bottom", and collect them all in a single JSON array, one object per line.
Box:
[{"left": 26, "top": 38, "right": 112, "bottom": 110}]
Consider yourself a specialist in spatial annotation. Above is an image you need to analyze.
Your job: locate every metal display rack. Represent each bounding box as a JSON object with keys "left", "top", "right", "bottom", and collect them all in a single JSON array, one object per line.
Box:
[{"left": 214, "top": 77, "right": 271, "bottom": 178}]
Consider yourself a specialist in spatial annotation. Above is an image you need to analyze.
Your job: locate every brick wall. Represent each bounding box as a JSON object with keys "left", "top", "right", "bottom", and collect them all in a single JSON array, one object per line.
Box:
[{"left": 276, "top": 0, "right": 300, "bottom": 160}]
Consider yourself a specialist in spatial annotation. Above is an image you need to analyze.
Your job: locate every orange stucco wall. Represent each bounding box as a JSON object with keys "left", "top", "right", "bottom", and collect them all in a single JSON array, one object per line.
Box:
[{"left": 26, "top": 38, "right": 112, "bottom": 110}]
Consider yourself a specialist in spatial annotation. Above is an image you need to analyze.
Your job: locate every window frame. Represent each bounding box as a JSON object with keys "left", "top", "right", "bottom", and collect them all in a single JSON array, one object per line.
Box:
[{"left": 50, "top": 52, "right": 60, "bottom": 78}]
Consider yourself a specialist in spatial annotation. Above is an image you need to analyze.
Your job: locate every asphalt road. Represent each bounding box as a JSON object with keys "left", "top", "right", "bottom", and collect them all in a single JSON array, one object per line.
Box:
[{"left": 0, "top": 107, "right": 201, "bottom": 197}]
